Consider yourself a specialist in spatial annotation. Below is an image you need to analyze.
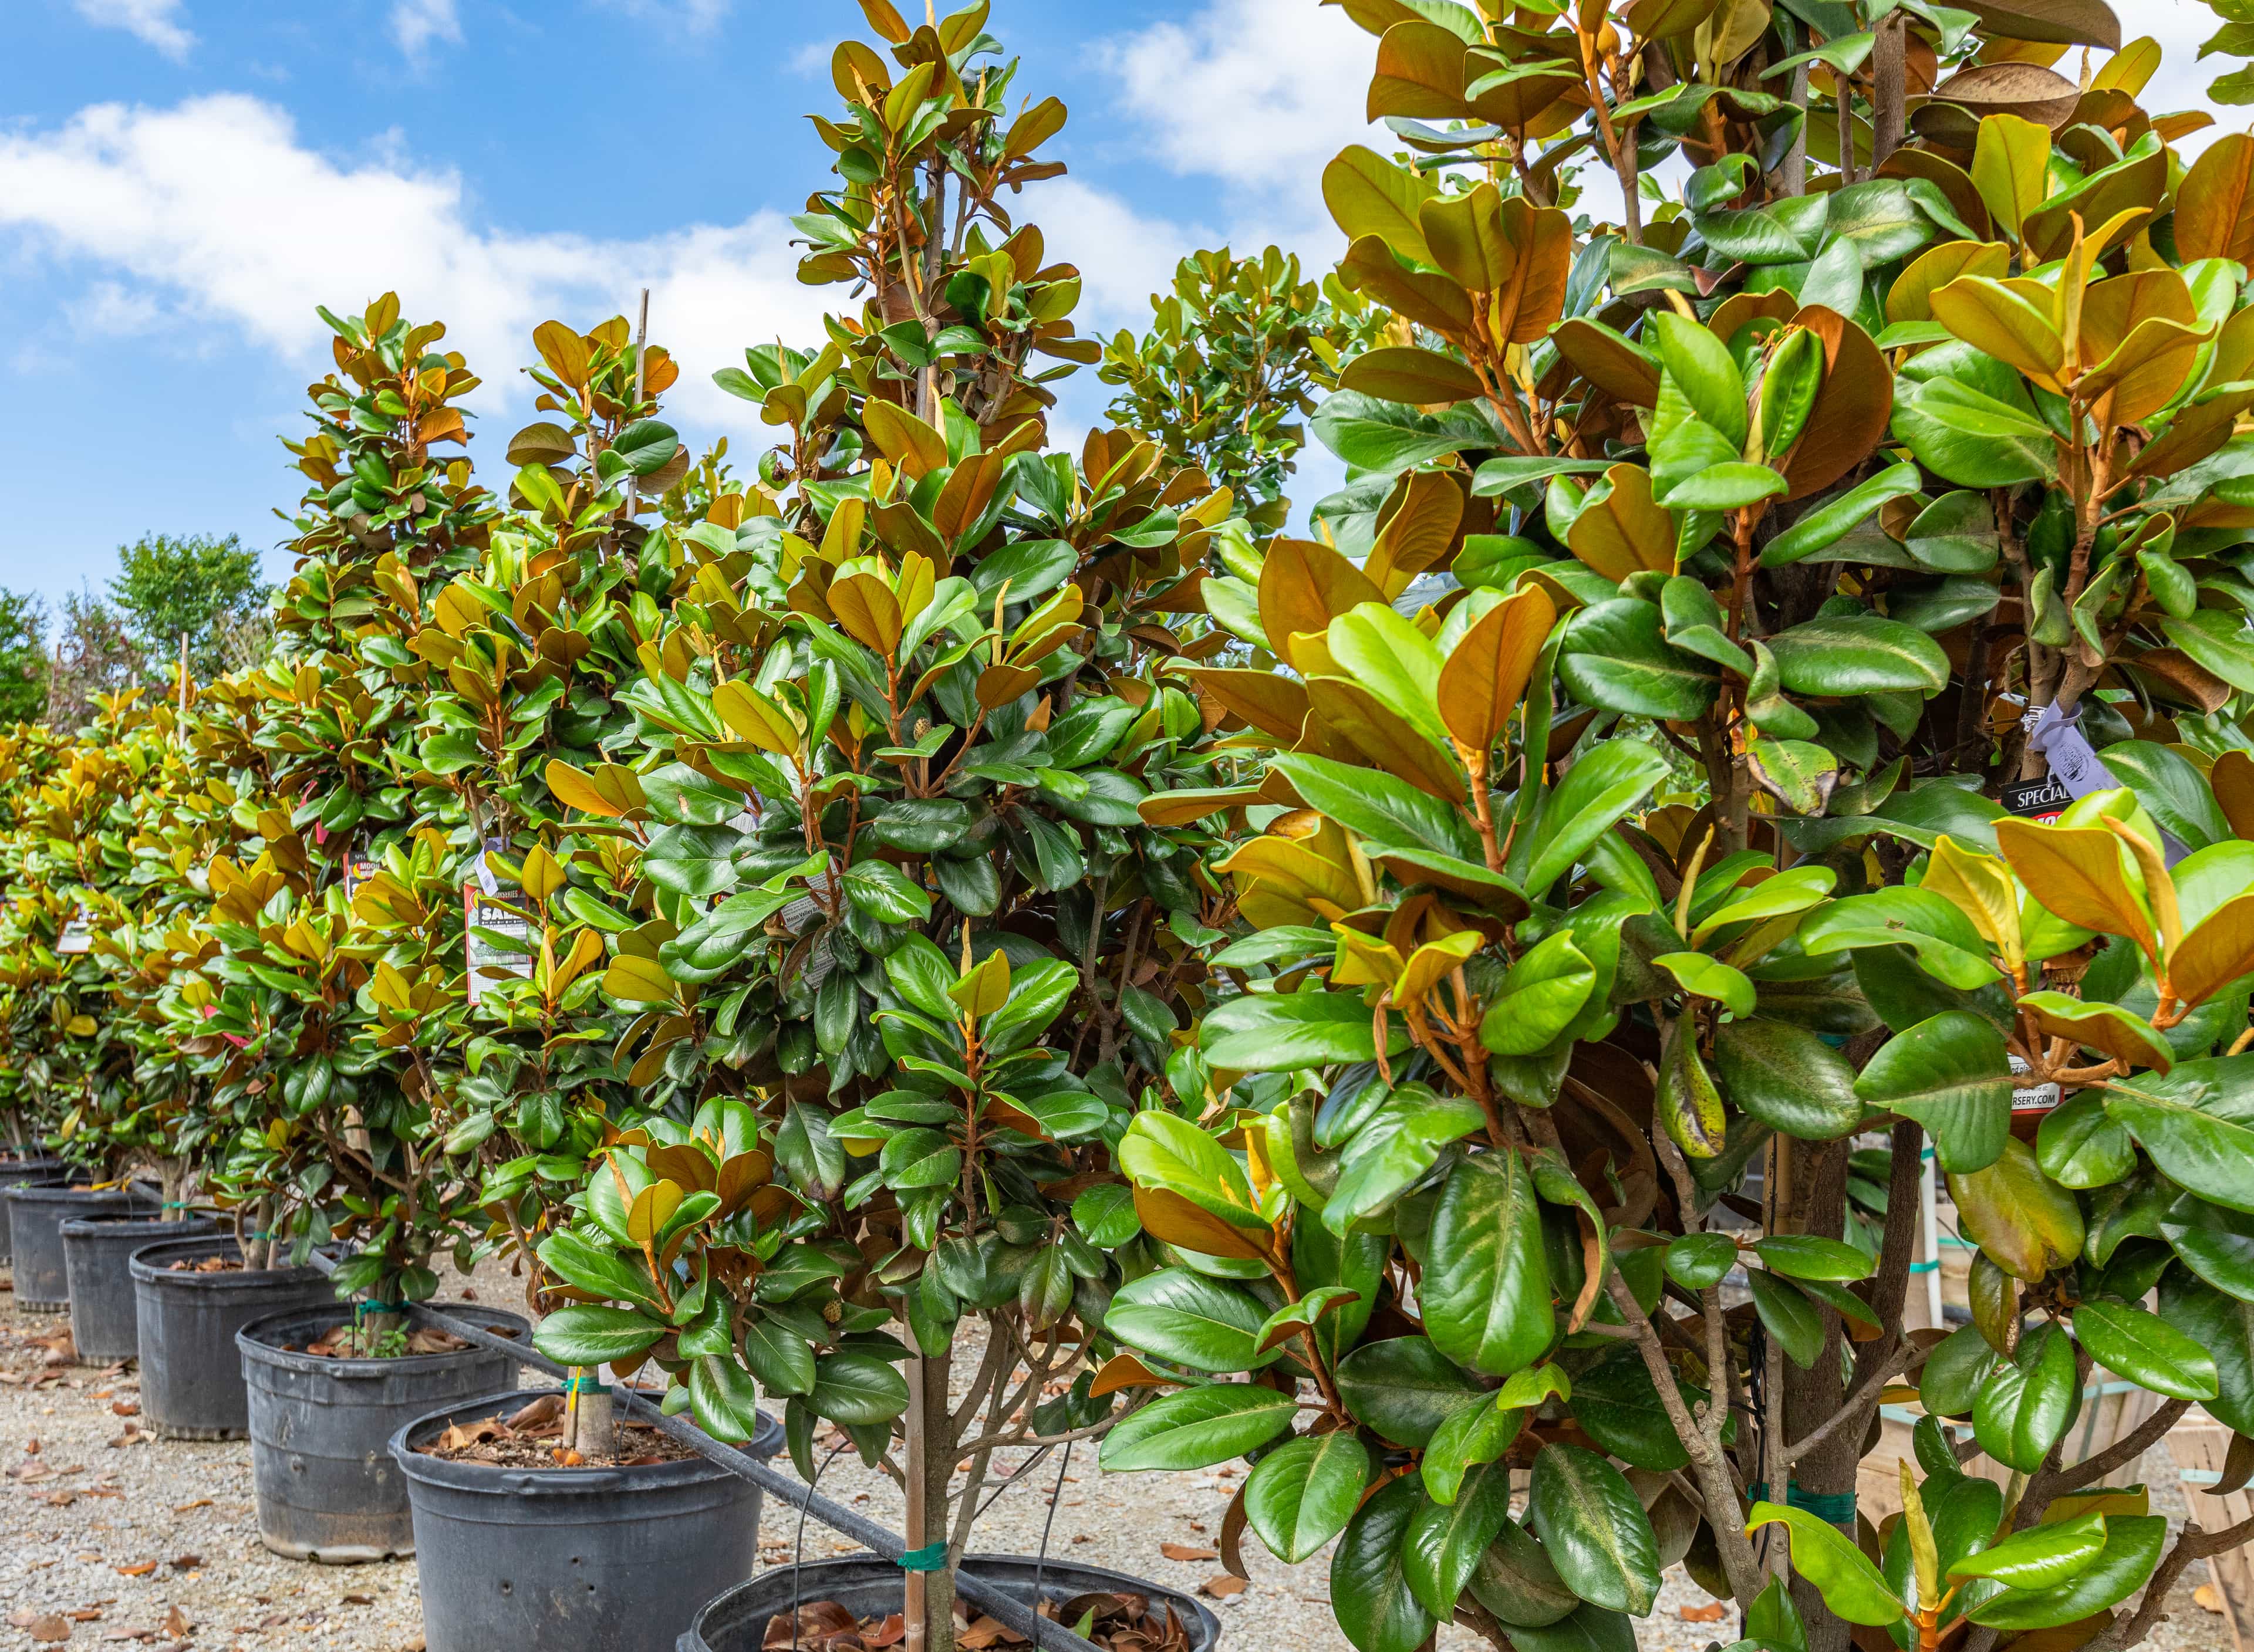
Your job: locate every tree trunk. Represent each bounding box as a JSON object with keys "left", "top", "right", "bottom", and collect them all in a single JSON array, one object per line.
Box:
[
  {"left": 1782, "top": 1140, "right": 1855, "bottom": 1652},
  {"left": 907, "top": 1348, "right": 957, "bottom": 1652},
  {"left": 1871, "top": 15, "right": 1907, "bottom": 168}
]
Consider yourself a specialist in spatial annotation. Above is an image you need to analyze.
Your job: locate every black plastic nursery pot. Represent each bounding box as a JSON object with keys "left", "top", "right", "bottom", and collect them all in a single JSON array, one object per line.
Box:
[
  {"left": 8, "top": 1184, "right": 157, "bottom": 1312},
  {"left": 130, "top": 1236, "right": 338, "bottom": 1439},
  {"left": 681, "top": 1555, "right": 1223, "bottom": 1652},
  {"left": 237, "top": 1303, "right": 529, "bottom": 1563},
  {"left": 59, "top": 1214, "right": 220, "bottom": 1363},
  {"left": 392, "top": 1387, "right": 783, "bottom": 1652},
  {"left": 0, "top": 1158, "right": 68, "bottom": 1265}
]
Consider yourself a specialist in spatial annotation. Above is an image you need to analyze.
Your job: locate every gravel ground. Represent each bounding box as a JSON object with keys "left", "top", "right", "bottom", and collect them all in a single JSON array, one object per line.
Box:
[{"left": 0, "top": 1259, "right": 2229, "bottom": 1652}]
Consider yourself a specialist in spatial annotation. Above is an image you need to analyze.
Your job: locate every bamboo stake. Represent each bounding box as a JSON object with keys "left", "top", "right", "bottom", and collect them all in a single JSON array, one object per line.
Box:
[{"left": 622, "top": 288, "right": 652, "bottom": 543}]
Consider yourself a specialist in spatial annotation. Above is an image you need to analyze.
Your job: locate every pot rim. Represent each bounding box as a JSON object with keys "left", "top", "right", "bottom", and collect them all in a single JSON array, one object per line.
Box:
[
  {"left": 389, "top": 1386, "right": 783, "bottom": 1495},
  {"left": 59, "top": 1213, "right": 217, "bottom": 1240},
  {"left": 237, "top": 1303, "right": 532, "bottom": 1377},
  {"left": 127, "top": 1235, "right": 333, "bottom": 1289},
  {"left": 686, "top": 1552, "right": 1224, "bottom": 1650},
  {"left": 7, "top": 1183, "right": 152, "bottom": 1207}
]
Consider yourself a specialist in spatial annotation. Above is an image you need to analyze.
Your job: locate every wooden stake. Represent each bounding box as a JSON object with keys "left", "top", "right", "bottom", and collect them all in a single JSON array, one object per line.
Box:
[{"left": 622, "top": 288, "right": 653, "bottom": 552}]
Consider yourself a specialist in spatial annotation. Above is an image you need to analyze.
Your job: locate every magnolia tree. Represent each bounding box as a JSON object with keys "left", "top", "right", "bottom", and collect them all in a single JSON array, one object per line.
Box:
[{"left": 1088, "top": 5, "right": 2254, "bottom": 1652}]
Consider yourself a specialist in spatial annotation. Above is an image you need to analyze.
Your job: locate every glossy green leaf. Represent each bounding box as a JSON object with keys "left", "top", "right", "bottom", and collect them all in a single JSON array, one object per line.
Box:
[
  {"left": 1336, "top": 1336, "right": 1484, "bottom": 1447},
  {"left": 1665, "top": 1232, "right": 1738, "bottom": 1289},
  {"left": 1105, "top": 1268, "right": 1279, "bottom": 1373},
  {"left": 1570, "top": 1348, "right": 1693, "bottom": 1471},
  {"left": 1766, "top": 615, "right": 1949, "bottom": 697},
  {"left": 1972, "top": 1323, "right": 2079, "bottom": 1472},
  {"left": 1755, "top": 1235, "right": 1875, "bottom": 1282},
  {"left": 1244, "top": 1431, "right": 1372, "bottom": 1564},
  {"left": 1468, "top": 1519, "right": 1582, "bottom": 1630},
  {"left": 1423, "top": 1150, "right": 1555, "bottom": 1377},
  {"left": 1098, "top": 1384, "right": 1299, "bottom": 1471},
  {"left": 1526, "top": 1444, "right": 1662, "bottom": 1616},
  {"left": 2071, "top": 1297, "right": 2219, "bottom": 1400},
  {"left": 1403, "top": 1461, "right": 1516, "bottom": 1617},
  {"left": 1714, "top": 1018, "right": 1865, "bottom": 1140},
  {"left": 1479, "top": 933, "right": 1598, "bottom": 1056},
  {"left": 1747, "top": 1267, "right": 1825, "bottom": 1368},
  {"left": 1203, "top": 989, "right": 1401, "bottom": 1070},
  {"left": 1856, "top": 1012, "right": 2013, "bottom": 1174},
  {"left": 1745, "top": 1504, "right": 1905, "bottom": 1627},
  {"left": 1420, "top": 1395, "right": 1526, "bottom": 1505},
  {"left": 1331, "top": 1475, "right": 1438, "bottom": 1652},
  {"left": 1965, "top": 1516, "right": 2167, "bottom": 1630},
  {"left": 1948, "top": 1512, "right": 2106, "bottom": 1589}
]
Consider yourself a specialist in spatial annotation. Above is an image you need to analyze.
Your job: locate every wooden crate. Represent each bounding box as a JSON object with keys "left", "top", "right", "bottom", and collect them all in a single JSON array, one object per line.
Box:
[{"left": 2167, "top": 1420, "right": 2254, "bottom": 1652}]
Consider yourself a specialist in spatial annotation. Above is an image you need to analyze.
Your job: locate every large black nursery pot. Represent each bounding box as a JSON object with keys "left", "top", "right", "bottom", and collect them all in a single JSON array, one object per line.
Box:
[
  {"left": 0, "top": 1158, "right": 68, "bottom": 1264},
  {"left": 8, "top": 1184, "right": 156, "bottom": 1311},
  {"left": 237, "top": 1303, "right": 529, "bottom": 1563},
  {"left": 681, "top": 1555, "right": 1223, "bottom": 1652},
  {"left": 60, "top": 1212, "right": 220, "bottom": 1362},
  {"left": 130, "top": 1235, "right": 336, "bottom": 1438},
  {"left": 392, "top": 1387, "right": 782, "bottom": 1652}
]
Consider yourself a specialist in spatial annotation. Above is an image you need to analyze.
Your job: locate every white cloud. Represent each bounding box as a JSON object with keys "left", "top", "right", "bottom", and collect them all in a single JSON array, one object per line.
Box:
[
  {"left": 1036, "top": 179, "right": 1207, "bottom": 334},
  {"left": 598, "top": 0, "right": 733, "bottom": 31},
  {"left": 0, "top": 94, "right": 831, "bottom": 443},
  {"left": 64, "top": 280, "right": 166, "bottom": 338},
  {"left": 73, "top": 0, "right": 194, "bottom": 60},
  {"left": 390, "top": 0, "right": 461, "bottom": 63},
  {"left": 1098, "top": 0, "right": 1378, "bottom": 256}
]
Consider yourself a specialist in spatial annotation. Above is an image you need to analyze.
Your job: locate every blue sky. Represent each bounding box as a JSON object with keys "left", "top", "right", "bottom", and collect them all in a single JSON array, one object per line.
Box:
[
  {"left": 0, "top": 0, "right": 1384, "bottom": 616},
  {"left": 0, "top": 0, "right": 2229, "bottom": 621}
]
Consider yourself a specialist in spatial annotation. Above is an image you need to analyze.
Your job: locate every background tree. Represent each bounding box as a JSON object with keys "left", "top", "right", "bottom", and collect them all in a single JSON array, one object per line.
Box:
[
  {"left": 108, "top": 531, "right": 273, "bottom": 683},
  {"left": 1099, "top": 245, "right": 1381, "bottom": 534},
  {"left": 44, "top": 590, "right": 141, "bottom": 729},
  {"left": 0, "top": 588, "right": 49, "bottom": 726}
]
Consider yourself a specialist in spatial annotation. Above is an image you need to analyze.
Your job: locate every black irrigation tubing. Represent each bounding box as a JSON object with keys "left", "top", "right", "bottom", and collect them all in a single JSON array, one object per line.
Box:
[{"left": 302, "top": 1256, "right": 1106, "bottom": 1652}]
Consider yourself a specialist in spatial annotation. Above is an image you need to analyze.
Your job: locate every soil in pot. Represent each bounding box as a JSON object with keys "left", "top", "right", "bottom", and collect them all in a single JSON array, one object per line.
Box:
[
  {"left": 413, "top": 1391, "right": 697, "bottom": 1468},
  {"left": 8, "top": 1184, "right": 156, "bottom": 1309},
  {"left": 686, "top": 1558, "right": 1221, "bottom": 1652},
  {"left": 131, "top": 1235, "right": 338, "bottom": 1439},
  {"left": 767, "top": 1588, "right": 1202, "bottom": 1652},
  {"left": 391, "top": 1387, "right": 781, "bottom": 1652},
  {"left": 59, "top": 1214, "right": 220, "bottom": 1363},
  {"left": 237, "top": 1303, "right": 527, "bottom": 1563}
]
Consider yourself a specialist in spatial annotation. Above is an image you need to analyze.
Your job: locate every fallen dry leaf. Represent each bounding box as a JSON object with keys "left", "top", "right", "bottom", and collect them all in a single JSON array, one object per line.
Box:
[
  {"left": 114, "top": 1563, "right": 157, "bottom": 1579},
  {"left": 1199, "top": 1576, "right": 1246, "bottom": 1599},
  {"left": 11, "top": 1610, "right": 43, "bottom": 1628},
  {"left": 1679, "top": 1602, "right": 1727, "bottom": 1623},
  {"left": 170, "top": 1500, "right": 210, "bottom": 1514},
  {"left": 2198, "top": 1583, "right": 2226, "bottom": 1614},
  {"left": 26, "top": 1614, "right": 70, "bottom": 1643},
  {"left": 109, "top": 1402, "right": 136, "bottom": 1417},
  {"left": 341, "top": 1594, "right": 373, "bottom": 1606},
  {"left": 1161, "top": 1543, "right": 1218, "bottom": 1562},
  {"left": 165, "top": 1556, "right": 198, "bottom": 1572},
  {"left": 159, "top": 1607, "right": 190, "bottom": 1637}
]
